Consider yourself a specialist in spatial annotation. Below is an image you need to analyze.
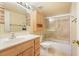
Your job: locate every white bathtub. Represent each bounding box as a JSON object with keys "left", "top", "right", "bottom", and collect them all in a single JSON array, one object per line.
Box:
[{"left": 40, "top": 40, "right": 71, "bottom": 56}]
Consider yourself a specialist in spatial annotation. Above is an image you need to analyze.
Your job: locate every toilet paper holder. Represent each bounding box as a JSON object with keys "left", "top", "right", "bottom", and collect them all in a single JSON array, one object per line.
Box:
[
  {"left": 73, "top": 40, "right": 79, "bottom": 46},
  {"left": 71, "top": 16, "right": 77, "bottom": 23}
]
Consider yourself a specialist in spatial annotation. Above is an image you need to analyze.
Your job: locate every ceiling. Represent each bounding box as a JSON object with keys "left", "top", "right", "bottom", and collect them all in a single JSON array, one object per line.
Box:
[
  {"left": 3, "top": 2, "right": 28, "bottom": 15},
  {"left": 3, "top": 2, "right": 72, "bottom": 17},
  {"left": 28, "top": 2, "right": 72, "bottom": 16}
]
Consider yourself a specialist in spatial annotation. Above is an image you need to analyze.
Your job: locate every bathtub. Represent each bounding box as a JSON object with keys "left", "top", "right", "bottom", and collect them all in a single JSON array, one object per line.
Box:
[{"left": 40, "top": 40, "right": 71, "bottom": 56}]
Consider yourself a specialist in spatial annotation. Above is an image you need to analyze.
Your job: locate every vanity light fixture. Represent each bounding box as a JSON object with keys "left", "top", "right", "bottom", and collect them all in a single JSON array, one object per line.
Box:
[
  {"left": 17, "top": 2, "right": 34, "bottom": 14},
  {"left": 17, "top": 2, "right": 33, "bottom": 10}
]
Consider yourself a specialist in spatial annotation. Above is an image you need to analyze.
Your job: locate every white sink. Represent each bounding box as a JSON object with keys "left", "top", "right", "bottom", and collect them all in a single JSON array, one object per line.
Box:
[
  {"left": 0, "top": 38, "right": 10, "bottom": 44},
  {"left": 16, "top": 34, "right": 35, "bottom": 39},
  {"left": 0, "top": 34, "right": 40, "bottom": 50},
  {"left": 0, "top": 34, "right": 35, "bottom": 44}
]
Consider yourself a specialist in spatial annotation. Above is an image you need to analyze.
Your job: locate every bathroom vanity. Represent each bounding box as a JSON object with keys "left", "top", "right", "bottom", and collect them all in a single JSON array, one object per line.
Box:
[
  {"left": 0, "top": 34, "right": 40, "bottom": 56},
  {"left": 0, "top": 3, "right": 41, "bottom": 56}
]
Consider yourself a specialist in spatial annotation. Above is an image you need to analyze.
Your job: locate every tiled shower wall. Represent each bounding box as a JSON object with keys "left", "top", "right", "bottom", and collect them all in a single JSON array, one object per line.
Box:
[{"left": 44, "top": 16, "right": 70, "bottom": 41}]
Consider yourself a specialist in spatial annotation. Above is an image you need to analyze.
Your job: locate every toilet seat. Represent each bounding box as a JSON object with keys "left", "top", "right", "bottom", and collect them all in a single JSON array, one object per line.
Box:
[{"left": 40, "top": 41, "right": 53, "bottom": 48}]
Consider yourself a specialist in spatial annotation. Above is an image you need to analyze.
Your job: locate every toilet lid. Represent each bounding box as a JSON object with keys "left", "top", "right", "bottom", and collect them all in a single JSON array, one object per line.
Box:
[{"left": 41, "top": 41, "right": 53, "bottom": 48}]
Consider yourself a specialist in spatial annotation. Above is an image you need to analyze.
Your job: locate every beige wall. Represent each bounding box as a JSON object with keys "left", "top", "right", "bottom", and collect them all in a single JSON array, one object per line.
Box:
[
  {"left": 70, "top": 3, "right": 77, "bottom": 42},
  {"left": 70, "top": 3, "right": 77, "bottom": 56}
]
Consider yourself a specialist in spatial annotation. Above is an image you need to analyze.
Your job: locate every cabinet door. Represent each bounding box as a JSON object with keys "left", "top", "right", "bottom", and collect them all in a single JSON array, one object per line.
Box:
[
  {"left": 34, "top": 38, "right": 40, "bottom": 56},
  {"left": 35, "top": 48, "right": 40, "bottom": 56},
  {"left": 23, "top": 47, "right": 34, "bottom": 56},
  {"left": 17, "top": 53, "right": 23, "bottom": 56},
  {"left": 0, "top": 48, "right": 17, "bottom": 56},
  {"left": 35, "top": 38, "right": 40, "bottom": 49}
]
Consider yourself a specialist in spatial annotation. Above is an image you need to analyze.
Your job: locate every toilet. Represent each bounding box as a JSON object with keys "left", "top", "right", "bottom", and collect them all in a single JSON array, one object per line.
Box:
[{"left": 40, "top": 41, "right": 53, "bottom": 51}]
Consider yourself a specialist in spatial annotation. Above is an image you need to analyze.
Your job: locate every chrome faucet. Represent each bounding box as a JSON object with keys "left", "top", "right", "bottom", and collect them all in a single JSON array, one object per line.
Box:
[{"left": 10, "top": 32, "right": 16, "bottom": 39}]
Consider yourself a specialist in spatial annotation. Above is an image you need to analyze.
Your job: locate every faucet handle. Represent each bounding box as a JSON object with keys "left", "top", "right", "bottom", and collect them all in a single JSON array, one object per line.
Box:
[{"left": 10, "top": 32, "right": 16, "bottom": 39}]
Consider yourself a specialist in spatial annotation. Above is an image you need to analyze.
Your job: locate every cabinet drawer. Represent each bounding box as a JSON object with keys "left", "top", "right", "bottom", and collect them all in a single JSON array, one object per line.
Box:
[
  {"left": 15, "top": 40, "right": 34, "bottom": 54},
  {"left": 35, "top": 38, "right": 40, "bottom": 44},
  {"left": 23, "top": 47, "right": 34, "bottom": 56},
  {"left": 35, "top": 48, "right": 40, "bottom": 56},
  {"left": 21, "top": 40, "right": 34, "bottom": 50},
  {"left": 0, "top": 48, "right": 17, "bottom": 56},
  {"left": 34, "top": 38, "right": 40, "bottom": 49},
  {"left": 17, "top": 53, "right": 23, "bottom": 56},
  {"left": 35, "top": 43, "right": 40, "bottom": 50}
]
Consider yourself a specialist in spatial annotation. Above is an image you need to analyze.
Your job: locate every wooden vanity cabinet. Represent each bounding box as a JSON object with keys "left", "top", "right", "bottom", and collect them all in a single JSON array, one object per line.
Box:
[
  {"left": 0, "top": 47, "right": 18, "bottom": 56},
  {"left": 16, "top": 40, "right": 34, "bottom": 56},
  {"left": 34, "top": 38, "right": 40, "bottom": 56},
  {"left": 22, "top": 47, "right": 34, "bottom": 56},
  {"left": 17, "top": 53, "right": 23, "bottom": 56},
  {"left": 0, "top": 37, "right": 40, "bottom": 56},
  {"left": 17, "top": 47, "right": 34, "bottom": 56}
]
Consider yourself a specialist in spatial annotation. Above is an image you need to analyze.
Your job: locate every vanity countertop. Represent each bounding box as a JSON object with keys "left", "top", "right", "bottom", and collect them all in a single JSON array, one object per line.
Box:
[{"left": 0, "top": 34, "right": 40, "bottom": 51}]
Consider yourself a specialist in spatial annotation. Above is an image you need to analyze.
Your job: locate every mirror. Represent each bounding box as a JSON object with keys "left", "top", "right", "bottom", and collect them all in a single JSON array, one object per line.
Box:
[
  {"left": 0, "top": 2, "right": 31, "bottom": 34},
  {"left": 0, "top": 3, "right": 5, "bottom": 34}
]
